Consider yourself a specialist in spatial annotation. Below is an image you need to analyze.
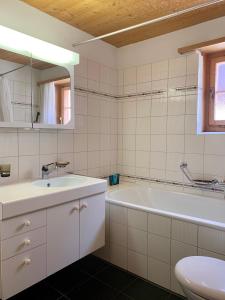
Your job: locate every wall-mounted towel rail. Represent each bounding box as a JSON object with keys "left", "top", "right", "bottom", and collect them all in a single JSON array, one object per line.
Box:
[
  {"left": 175, "top": 85, "right": 197, "bottom": 92},
  {"left": 12, "top": 102, "right": 38, "bottom": 108},
  {"left": 74, "top": 85, "right": 197, "bottom": 99},
  {"left": 0, "top": 65, "right": 29, "bottom": 77}
]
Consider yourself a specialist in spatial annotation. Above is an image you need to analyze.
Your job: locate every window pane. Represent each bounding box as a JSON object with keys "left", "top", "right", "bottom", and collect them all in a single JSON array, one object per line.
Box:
[
  {"left": 63, "top": 88, "right": 71, "bottom": 108},
  {"left": 214, "top": 92, "right": 225, "bottom": 120},
  {"left": 215, "top": 62, "right": 225, "bottom": 92},
  {"left": 64, "top": 108, "right": 71, "bottom": 124},
  {"left": 63, "top": 88, "right": 71, "bottom": 124}
]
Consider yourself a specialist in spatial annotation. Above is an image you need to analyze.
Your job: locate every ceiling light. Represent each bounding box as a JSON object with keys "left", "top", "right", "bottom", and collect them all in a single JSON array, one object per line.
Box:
[{"left": 0, "top": 25, "right": 79, "bottom": 66}]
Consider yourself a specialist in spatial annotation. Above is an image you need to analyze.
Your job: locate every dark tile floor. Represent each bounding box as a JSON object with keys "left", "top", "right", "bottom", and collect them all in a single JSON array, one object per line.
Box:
[{"left": 10, "top": 255, "right": 184, "bottom": 300}]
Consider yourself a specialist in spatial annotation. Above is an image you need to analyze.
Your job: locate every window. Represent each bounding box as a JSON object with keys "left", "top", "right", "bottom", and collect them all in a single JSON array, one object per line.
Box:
[
  {"left": 37, "top": 76, "right": 71, "bottom": 125},
  {"left": 202, "top": 50, "right": 225, "bottom": 132},
  {"left": 54, "top": 78, "right": 71, "bottom": 125},
  {"left": 61, "top": 87, "right": 71, "bottom": 125}
]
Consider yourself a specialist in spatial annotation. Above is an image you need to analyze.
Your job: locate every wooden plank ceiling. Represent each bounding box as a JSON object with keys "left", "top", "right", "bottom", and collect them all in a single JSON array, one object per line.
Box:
[{"left": 21, "top": 0, "right": 225, "bottom": 47}]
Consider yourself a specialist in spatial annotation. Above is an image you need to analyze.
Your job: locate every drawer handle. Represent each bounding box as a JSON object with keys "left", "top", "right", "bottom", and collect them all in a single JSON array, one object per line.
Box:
[
  {"left": 24, "top": 239, "right": 31, "bottom": 246},
  {"left": 80, "top": 203, "right": 88, "bottom": 210},
  {"left": 24, "top": 220, "right": 31, "bottom": 226},
  {"left": 23, "top": 258, "right": 31, "bottom": 265}
]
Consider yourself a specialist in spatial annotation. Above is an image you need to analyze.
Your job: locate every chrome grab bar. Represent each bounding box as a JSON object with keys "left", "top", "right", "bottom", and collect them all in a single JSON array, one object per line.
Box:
[{"left": 180, "top": 162, "right": 219, "bottom": 188}]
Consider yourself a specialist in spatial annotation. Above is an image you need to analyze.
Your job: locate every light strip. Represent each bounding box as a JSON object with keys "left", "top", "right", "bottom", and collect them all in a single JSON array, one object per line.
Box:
[
  {"left": 0, "top": 25, "right": 79, "bottom": 66},
  {"left": 72, "top": 0, "right": 225, "bottom": 47}
]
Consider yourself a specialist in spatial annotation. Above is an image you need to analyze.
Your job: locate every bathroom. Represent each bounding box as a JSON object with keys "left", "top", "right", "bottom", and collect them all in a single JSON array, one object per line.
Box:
[{"left": 0, "top": 0, "right": 225, "bottom": 299}]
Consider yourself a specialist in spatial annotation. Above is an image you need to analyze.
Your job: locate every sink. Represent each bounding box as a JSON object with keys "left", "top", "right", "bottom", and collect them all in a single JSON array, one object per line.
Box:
[{"left": 32, "top": 176, "right": 88, "bottom": 188}]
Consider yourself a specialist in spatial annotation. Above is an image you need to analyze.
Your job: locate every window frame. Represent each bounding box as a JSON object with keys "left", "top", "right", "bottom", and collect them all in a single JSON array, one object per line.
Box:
[{"left": 203, "top": 50, "right": 225, "bottom": 132}]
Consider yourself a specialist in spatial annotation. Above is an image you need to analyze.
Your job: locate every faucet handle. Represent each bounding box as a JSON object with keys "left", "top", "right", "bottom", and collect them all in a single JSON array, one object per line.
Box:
[
  {"left": 0, "top": 164, "right": 10, "bottom": 177},
  {"left": 42, "top": 165, "right": 49, "bottom": 172},
  {"left": 56, "top": 162, "right": 70, "bottom": 168}
]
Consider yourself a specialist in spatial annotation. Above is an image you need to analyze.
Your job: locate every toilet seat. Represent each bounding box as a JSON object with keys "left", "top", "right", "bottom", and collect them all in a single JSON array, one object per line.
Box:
[{"left": 175, "top": 256, "right": 225, "bottom": 300}]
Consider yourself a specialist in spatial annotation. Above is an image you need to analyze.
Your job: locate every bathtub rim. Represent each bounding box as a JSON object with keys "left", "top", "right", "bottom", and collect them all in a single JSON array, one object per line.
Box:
[{"left": 106, "top": 189, "right": 225, "bottom": 232}]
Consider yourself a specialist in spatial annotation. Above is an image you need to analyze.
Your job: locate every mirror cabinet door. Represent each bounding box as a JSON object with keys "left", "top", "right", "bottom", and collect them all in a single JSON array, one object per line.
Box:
[
  {"left": 31, "top": 58, "right": 72, "bottom": 128},
  {"left": 0, "top": 49, "right": 32, "bottom": 127}
]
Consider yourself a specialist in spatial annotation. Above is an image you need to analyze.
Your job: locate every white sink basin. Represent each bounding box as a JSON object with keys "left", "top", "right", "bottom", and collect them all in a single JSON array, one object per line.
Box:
[{"left": 32, "top": 176, "right": 87, "bottom": 188}]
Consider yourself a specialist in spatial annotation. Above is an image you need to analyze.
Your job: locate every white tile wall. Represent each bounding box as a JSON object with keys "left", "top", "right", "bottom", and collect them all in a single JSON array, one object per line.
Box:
[
  {"left": 128, "top": 208, "right": 147, "bottom": 230},
  {"left": 171, "top": 219, "right": 198, "bottom": 246},
  {"left": 0, "top": 57, "right": 118, "bottom": 184},
  {"left": 128, "top": 227, "right": 148, "bottom": 255},
  {"left": 198, "top": 226, "right": 225, "bottom": 255},
  {"left": 96, "top": 203, "right": 225, "bottom": 294},
  {"left": 148, "top": 213, "right": 171, "bottom": 238},
  {"left": 148, "top": 257, "right": 170, "bottom": 289},
  {"left": 128, "top": 250, "right": 148, "bottom": 279},
  {"left": 148, "top": 233, "right": 170, "bottom": 263},
  {"left": 117, "top": 53, "right": 225, "bottom": 183},
  {"left": 95, "top": 203, "right": 225, "bottom": 296}
]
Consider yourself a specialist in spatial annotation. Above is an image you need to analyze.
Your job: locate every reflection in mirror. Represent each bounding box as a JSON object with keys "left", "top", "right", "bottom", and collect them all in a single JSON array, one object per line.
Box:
[
  {"left": 0, "top": 49, "right": 32, "bottom": 124},
  {"left": 32, "top": 60, "right": 71, "bottom": 125}
]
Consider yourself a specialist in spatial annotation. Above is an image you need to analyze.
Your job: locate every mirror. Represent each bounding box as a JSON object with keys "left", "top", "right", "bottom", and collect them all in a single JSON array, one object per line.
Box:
[
  {"left": 31, "top": 59, "right": 72, "bottom": 127},
  {"left": 0, "top": 49, "right": 74, "bottom": 129},
  {"left": 0, "top": 25, "right": 78, "bottom": 129},
  {"left": 0, "top": 49, "right": 32, "bottom": 127}
]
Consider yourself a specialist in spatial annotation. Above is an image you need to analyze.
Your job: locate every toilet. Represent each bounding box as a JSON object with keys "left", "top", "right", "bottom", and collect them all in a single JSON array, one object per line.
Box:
[{"left": 175, "top": 256, "right": 225, "bottom": 300}]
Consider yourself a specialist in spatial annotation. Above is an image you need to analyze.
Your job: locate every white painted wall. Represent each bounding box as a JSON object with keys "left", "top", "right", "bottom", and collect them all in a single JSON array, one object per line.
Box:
[
  {"left": 117, "top": 16, "right": 225, "bottom": 68},
  {"left": 0, "top": 0, "right": 116, "bottom": 67}
]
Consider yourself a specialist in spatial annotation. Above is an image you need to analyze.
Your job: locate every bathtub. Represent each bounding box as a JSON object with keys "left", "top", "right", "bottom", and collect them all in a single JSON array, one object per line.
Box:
[
  {"left": 95, "top": 184, "right": 225, "bottom": 295},
  {"left": 106, "top": 185, "right": 225, "bottom": 230}
]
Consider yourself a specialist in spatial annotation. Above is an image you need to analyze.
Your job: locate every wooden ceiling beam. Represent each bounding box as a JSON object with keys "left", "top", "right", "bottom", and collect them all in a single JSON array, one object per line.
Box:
[{"left": 178, "top": 37, "right": 225, "bottom": 54}]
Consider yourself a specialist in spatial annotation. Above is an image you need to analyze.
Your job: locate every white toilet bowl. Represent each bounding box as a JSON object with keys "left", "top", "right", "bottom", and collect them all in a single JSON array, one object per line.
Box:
[{"left": 175, "top": 256, "right": 225, "bottom": 300}]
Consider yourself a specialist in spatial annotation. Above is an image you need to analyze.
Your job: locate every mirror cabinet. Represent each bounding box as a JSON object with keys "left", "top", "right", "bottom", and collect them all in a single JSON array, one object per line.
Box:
[{"left": 0, "top": 47, "right": 76, "bottom": 129}]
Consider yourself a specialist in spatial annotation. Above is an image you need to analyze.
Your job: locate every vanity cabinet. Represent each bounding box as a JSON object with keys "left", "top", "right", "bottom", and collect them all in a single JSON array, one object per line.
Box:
[
  {"left": 0, "top": 192, "right": 105, "bottom": 299},
  {"left": 80, "top": 194, "right": 105, "bottom": 258},
  {"left": 47, "top": 201, "right": 80, "bottom": 276},
  {"left": 47, "top": 194, "right": 105, "bottom": 275}
]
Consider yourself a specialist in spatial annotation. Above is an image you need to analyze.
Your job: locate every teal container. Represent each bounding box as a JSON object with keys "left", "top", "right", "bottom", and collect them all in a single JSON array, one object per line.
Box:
[{"left": 109, "top": 173, "right": 120, "bottom": 186}]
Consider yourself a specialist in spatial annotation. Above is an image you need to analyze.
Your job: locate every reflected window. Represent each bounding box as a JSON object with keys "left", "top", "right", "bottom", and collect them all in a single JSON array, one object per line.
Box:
[
  {"left": 36, "top": 74, "right": 71, "bottom": 125},
  {"left": 61, "top": 87, "right": 71, "bottom": 124},
  {"left": 54, "top": 78, "right": 71, "bottom": 125}
]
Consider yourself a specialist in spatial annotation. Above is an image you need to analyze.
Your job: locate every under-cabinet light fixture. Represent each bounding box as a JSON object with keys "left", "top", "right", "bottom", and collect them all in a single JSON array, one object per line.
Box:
[{"left": 0, "top": 25, "right": 79, "bottom": 66}]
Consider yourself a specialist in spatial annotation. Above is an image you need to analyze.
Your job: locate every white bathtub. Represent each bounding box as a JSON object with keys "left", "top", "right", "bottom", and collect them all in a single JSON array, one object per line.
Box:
[
  {"left": 95, "top": 184, "right": 225, "bottom": 295},
  {"left": 106, "top": 186, "right": 225, "bottom": 230}
]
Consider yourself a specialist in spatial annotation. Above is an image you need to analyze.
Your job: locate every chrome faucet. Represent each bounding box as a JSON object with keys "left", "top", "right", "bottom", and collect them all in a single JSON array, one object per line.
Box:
[{"left": 41, "top": 162, "right": 70, "bottom": 179}]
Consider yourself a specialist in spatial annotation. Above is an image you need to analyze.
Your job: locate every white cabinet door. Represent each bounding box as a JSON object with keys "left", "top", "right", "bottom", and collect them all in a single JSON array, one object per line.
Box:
[
  {"left": 47, "top": 201, "right": 79, "bottom": 276},
  {"left": 80, "top": 193, "right": 105, "bottom": 258}
]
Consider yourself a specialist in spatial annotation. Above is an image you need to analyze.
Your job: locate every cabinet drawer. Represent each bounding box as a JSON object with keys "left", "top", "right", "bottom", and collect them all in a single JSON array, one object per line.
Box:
[
  {"left": 2, "top": 245, "right": 46, "bottom": 299},
  {"left": 2, "top": 210, "right": 46, "bottom": 239},
  {"left": 2, "top": 227, "right": 46, "bottom": 260}
]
